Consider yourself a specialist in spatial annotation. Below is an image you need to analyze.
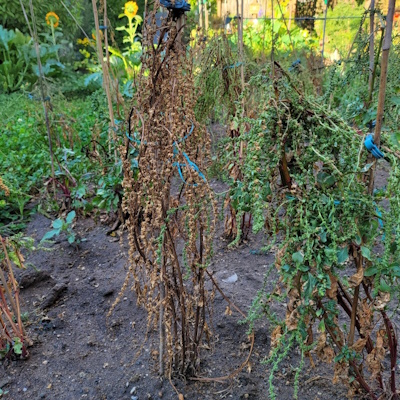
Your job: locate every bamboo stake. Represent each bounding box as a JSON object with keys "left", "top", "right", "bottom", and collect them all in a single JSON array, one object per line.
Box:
[
  {"left": 368, "top": 0, "right": 376, "bottom": 91},
  {"left": 277, "top": 0, "right": 295, "bottom": 54},
  {"left": 103, "top": 0, "right": 111, "bottom": 74},
  {"left": 91, "top": 0, "right": 117, "bottom": 160},
  {"left": 200, "top": 0, "right": 204, "bottom": 34},
  {"left": 321, "top": 3, "right": 328, "bottom": 65},
  {"left": 204, "top": 1, "right": 209, "bottom": 31},
  {"left": 19, "top": 0, "right": 56, "bottom": 197},
  {"left": 366, "top": 26, "right": 384, "bottom": 108},
  {"left": 368, "top": 0, "right": 396, "bottom": 194},
  {"left": 240, "top": 0, "right": 244, "bottom": 93}
]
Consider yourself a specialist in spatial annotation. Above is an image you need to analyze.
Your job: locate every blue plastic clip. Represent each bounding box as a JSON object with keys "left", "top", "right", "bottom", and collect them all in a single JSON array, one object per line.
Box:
[{"left": 364, "top": 134, "right": 384, "bottom": 159}]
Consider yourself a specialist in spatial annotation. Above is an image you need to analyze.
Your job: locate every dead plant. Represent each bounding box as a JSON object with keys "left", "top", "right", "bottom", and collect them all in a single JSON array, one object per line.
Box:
[{"left": 116, "top": 4, "right": 217, "bottom": 377}]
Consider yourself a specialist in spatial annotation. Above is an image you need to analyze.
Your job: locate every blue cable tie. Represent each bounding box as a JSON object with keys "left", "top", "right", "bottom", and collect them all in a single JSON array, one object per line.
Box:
[
  {"left": 223, "top": 62, "right": 243, "bottom": 70},
  {"left": 126, "top": 131, "right": 141, "bottom": 144}
]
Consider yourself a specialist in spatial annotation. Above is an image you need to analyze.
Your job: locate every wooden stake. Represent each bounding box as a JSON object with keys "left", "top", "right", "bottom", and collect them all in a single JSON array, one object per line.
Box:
[
  {"left": 368, "top": 0, "right": 376, "bottom": 91},
  {"left": 199, "top": 0, "right": 204, "bottom": 34},
  {"left": 92, "top": 0, "right": 117, "bottom": 160},
  {"left": 321, "top": 3, "right": 328, "bottom": 65},
  {"left": 240, "top": 0, "right": 244, "bottom": 93},
  {"left": 20, "top": 0, "right": 56, "bottom": 197},
  {"left": 366, "top": 26, "right": 384, "bottom": 108},
  {"left": 204, "top": 1, "right": 209, "bottom": 31},
  {"left": 368, "top": 0, "right": 396, "bottom": 194}
]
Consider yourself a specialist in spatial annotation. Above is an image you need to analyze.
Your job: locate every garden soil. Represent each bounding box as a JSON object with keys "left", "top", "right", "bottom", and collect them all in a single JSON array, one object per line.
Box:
[{"left": 2, "top": 177, "right": 373, "bottom": 400}]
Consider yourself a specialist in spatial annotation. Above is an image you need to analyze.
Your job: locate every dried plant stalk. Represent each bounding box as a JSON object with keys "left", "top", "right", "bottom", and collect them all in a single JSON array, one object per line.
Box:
[
  {"left": 120, "top": 4, "right": 216, "bottom": 376},
  {"left": 0, "top": 236, "right": 29, "bottom": 359}
]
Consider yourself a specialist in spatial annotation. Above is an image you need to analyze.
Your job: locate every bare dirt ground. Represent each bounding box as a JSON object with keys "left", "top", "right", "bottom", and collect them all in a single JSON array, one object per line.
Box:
[{"left": 2, "top": 180, "right": 353, "bottom": 400}]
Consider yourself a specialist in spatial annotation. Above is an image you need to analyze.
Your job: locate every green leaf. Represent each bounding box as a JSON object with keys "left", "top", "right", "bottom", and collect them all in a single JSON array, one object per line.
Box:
[
  {"left": 41, "top": 229, "right": 60, "bottom": 242},
  {"left": 298, "top": 264, "right": 310, "bottom": 272},
  {"left": 324, "top": 247, "right": 336, "bottom": 258},
  {"left": 391, "top": 266, "right": 400, "bottom": 278},
  {"left": 360, "top": 163, "right": 373, "bottom": 173},
  {"left": 337, "top": 247, "right": 349, "bottom": 264},
  {"left": 67, "top": 235, "right": 76, "bottom": 244},
  {"left": 281, "top": 264, "right": 291, "bottom": 273},
  {"left": 361, "top": 246, "right": 372, "bottom": 261},
  {"left": 13, "top": 337, "right": 23, "bottom": 355},
  {"left": 52, "top": 219, "right": 63, "bottom": 229},
  {"left": 319, "top": 230, "right": 327, "bottom": 243},
  {"left": 304, "top": 273, "right": 317, "bottom": 299},
  {"left": 292, "top": 251, "right": 304, "bottom": 264},
  {"left": 390, "top": 96, "right": 400, "bottom": 106},
  {"left": 364, "top": 266, "right": 378, "bottom": 277},
  {"left": 317, "top": 172, "right": 336, "bottom": 188},
  {"left": 379, "top": 278, "right": 391, "bottom": 293},
  {"left": 66, "top": 211, "right": 76, "bottom": 224}
]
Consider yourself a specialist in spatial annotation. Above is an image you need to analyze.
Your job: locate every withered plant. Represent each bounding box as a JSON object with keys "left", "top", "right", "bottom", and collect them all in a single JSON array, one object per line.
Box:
[
  {"left": 118, "top": 3, "right": 216, "bottom": 376},
  {"left": 0, "top": 234, "right": 30, "bottom": 360},
  {"left": 194, "top": 35, "right": 253, "bottom": 243},
  {"left": 222, "top": 62, "right": 400, "bottom": 399}
]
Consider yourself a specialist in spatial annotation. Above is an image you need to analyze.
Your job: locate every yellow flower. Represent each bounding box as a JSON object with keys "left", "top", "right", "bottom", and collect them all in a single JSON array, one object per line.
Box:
[
  {"left": 124, "top": 1, "right": 138, "bottom": 19},
  {"left": 46, "top": 11, "right": 60, "bottom": 28},
  {"left": 79, "top": 49, "right": 91, "bottom": 59},
  {"left": 77, "top": 37, "right": 91, "bottom": 46},
  {"left": 92, "top": 30, "right": 103, "bottom": 41}
]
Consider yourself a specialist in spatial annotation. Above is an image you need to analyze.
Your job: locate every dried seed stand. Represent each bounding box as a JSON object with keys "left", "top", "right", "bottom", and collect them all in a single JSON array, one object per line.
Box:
[{"left": 120, "top": 1, "right": 216, "bottom": 378}]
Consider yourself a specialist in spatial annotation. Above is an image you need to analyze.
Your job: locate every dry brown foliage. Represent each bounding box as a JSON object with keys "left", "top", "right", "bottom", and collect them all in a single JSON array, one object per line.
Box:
[
  {"left": 0, "top": 236, "right": 30, "bottom": 359},
  {"left": 118, "top": 5, "right": 216, "bottom": 376}
]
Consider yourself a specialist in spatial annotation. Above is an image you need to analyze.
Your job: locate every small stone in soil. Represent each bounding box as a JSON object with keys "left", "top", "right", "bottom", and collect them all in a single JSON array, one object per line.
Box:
[{"left": 130, "top": 386, "right": 136, "bottom": 395}]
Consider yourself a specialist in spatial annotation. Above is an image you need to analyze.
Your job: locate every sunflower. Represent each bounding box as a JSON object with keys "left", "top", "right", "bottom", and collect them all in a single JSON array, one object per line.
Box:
[
  {"left": 45, "top": 11, "right": 60, "bottom": 28},
  {"left": 124, "top": 1, "right": 138, "bottom": 19}
]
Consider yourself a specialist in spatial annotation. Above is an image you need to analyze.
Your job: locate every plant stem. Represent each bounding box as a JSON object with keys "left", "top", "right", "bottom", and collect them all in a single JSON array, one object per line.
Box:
[
  {"left": 348, "top": 284, "right": 359, "bottom": 346},
  {"left": 159, "top": 237, "right": 166, "bottom": 376},
  {"left": 50, "top": 22, "right": 60, "bottom": 62},
  {"left": 382, "top": 312, "right": 398, "bottom": 399}
]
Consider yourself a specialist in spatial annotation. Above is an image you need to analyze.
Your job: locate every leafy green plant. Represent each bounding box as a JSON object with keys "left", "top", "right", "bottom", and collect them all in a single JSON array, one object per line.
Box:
[
  {"left": 86, "top": 1, "right": 143, "bottom": 91},
  {"left": 215, "top": 60, "right": 400, "bottom": 398},
  {"left": 41, "top": 211, "right": 79, "bottom": 244},
  {"left": 0, "top": 25, "right": 33, "bottom": 92},
  {"left": 0, "top": 0, "right": 85, "bottom": 42}
]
